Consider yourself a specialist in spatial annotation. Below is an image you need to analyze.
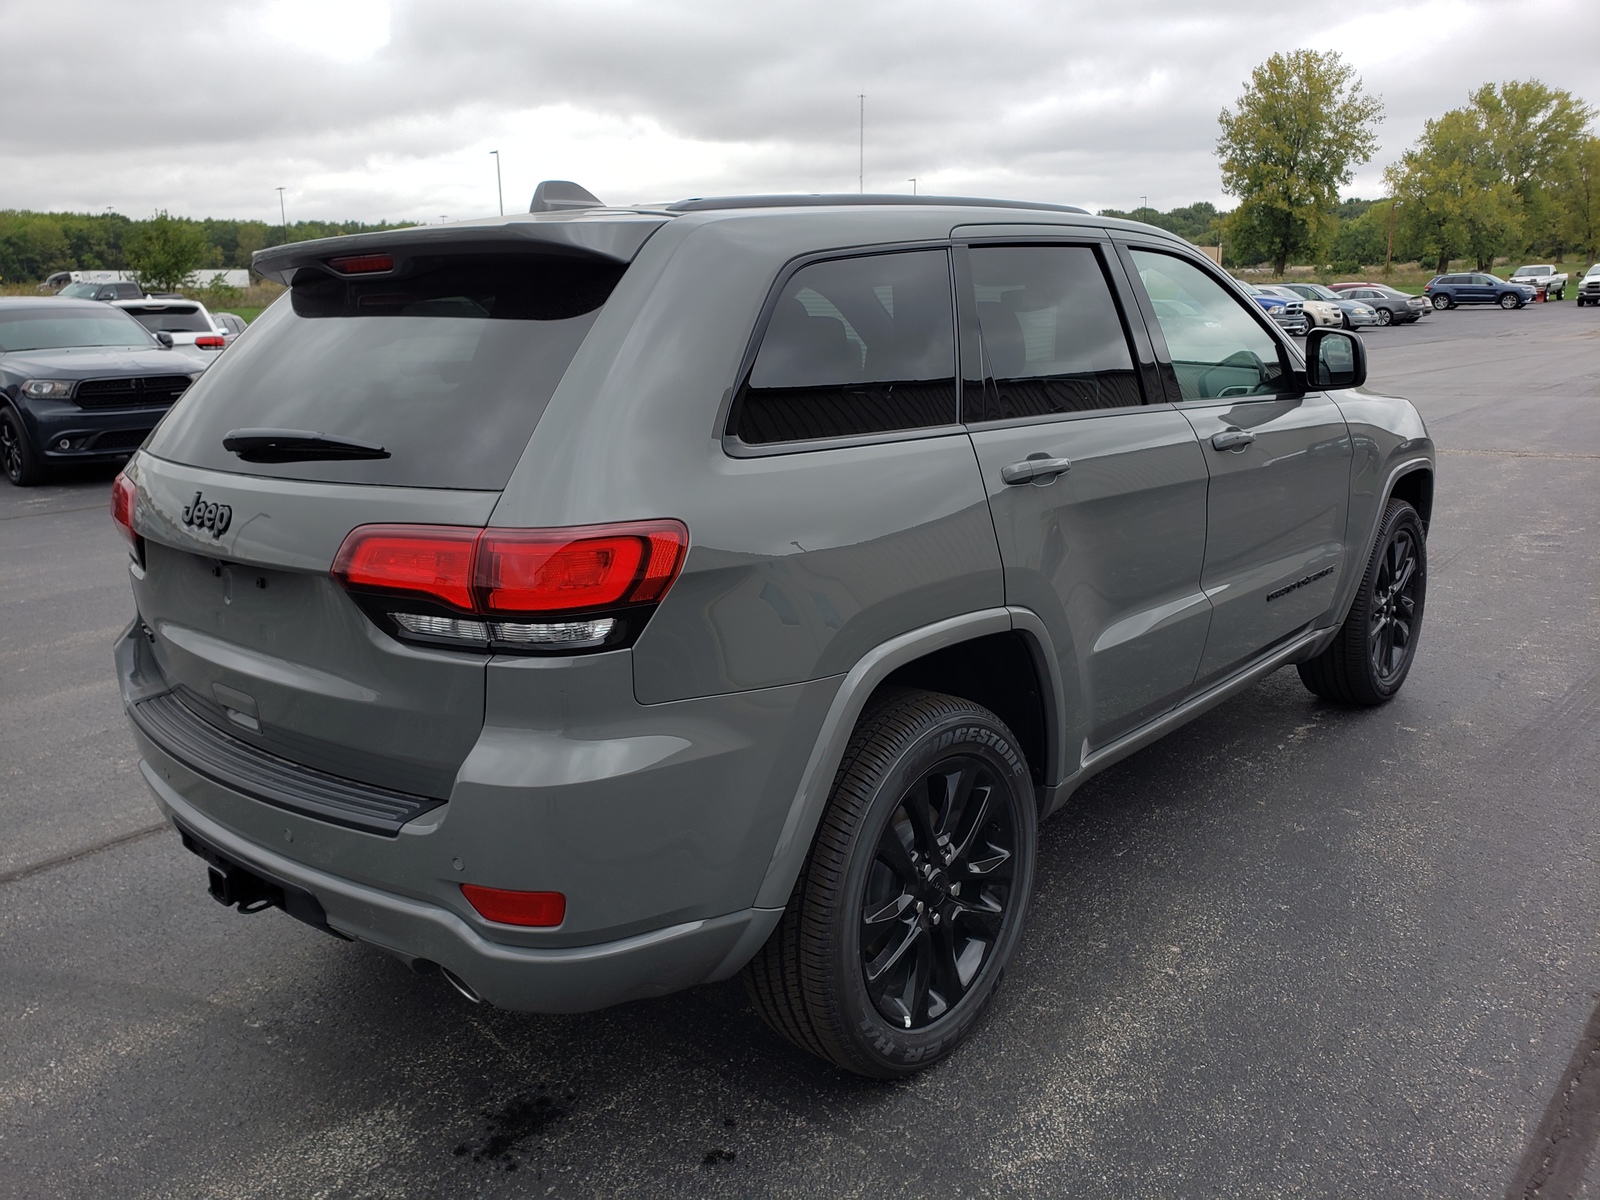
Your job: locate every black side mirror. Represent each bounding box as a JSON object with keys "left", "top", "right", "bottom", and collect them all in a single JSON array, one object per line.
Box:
[
  {"left": 1306, "top": 327, "right": 1366, "bottom": 390},
  {"left": 155, "top": 331, "right": 175, "bottom": 348}
]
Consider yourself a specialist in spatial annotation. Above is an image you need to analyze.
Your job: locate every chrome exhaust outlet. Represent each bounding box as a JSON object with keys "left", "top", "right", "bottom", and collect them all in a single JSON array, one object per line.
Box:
[{"left": 440, "top": 966, "right": 481, "bottom": 1004}]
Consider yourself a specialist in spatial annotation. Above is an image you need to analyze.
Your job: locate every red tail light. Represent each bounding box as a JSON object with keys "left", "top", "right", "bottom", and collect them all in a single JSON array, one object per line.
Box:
[
  {"left": 331, "top": 520, "right": 689, "bottom": 650},
  {"left": 195, "top": 335, "right": 226, "bottom": 348},
  {"left": 329, "top": 253, "right": 395, "bottom": 274},
  {"left": 111, "top": 473, "right": 136, "bottom": 545},
  {"left": 460, "top": 884, "right": 565, "bottom": 927}
]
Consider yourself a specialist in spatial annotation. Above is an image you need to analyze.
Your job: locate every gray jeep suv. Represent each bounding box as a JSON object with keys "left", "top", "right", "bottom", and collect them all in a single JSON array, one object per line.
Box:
[{"left": 114, "top": 187, "right": 1434, "bottom": 1077}]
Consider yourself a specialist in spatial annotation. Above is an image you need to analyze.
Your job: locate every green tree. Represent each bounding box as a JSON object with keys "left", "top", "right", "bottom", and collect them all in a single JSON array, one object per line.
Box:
[
  {"left": 1217, "top": 49, "right": 1384, "bottom": 275},
  {"left": 1470, "top": 80, "right": 1593, "bottom": 254},
  {"left": 1556, "top": 135, "right": 1600, "bottom": 262},
  {"left": 1387, "top": 107, "right": 1524, "bottom": 274},
  {"left": 125, "top": 210, "right": 209, "bottom": 291}
]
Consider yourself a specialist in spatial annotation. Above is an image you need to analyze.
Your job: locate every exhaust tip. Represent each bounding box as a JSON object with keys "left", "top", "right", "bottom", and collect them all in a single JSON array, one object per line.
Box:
[{"left": 440, "top": 967, "right": 482, "bottom": 1004}]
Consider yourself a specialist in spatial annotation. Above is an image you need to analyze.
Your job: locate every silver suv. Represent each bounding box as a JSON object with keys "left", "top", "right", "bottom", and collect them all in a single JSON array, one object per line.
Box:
[{"left": 114, "top": 187, "right": 1434, "bottom": 1077}]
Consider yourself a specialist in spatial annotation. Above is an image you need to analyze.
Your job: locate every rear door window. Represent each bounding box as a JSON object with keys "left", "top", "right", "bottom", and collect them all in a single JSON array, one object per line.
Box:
[
  {"left": 962, "top": 244, "right": 1142, "bottom": 421},
  {"left": 146, "top": 253, "right": 625, "bottom": 489},
  {"left": 730, "top": 249, "right": 956, "bottom": 445}
]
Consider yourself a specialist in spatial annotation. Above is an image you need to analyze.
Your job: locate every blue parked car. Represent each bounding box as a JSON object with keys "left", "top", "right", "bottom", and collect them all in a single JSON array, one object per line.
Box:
[
  {"left": 1423, "top": 272, "right": 1535, "bottom": 311},
  {"left": 1238, "top": 281, "right": 1309, "bottom": 335}
]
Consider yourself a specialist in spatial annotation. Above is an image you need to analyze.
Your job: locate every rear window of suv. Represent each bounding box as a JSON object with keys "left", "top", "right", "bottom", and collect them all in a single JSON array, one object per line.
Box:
[
  {"left": 123, "top": 305, "right": 213, "bottom": 333},
  {"left": 146, "top": 253, "right": 626, "bottom": 489}
]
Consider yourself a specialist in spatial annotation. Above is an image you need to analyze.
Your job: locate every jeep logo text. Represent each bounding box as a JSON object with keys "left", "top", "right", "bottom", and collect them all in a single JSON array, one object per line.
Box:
[{"left": 181, "top": 491, "right": 232, "bottom": 537}]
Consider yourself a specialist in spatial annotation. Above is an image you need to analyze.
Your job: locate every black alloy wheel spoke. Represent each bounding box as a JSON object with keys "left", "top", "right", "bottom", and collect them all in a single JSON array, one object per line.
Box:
[
  {"left": 1368, "top": 528, "right": 1421, "bottom": 681},
  {"left": 859, "top": 754, "right": 1018, "bottom": 1032}
]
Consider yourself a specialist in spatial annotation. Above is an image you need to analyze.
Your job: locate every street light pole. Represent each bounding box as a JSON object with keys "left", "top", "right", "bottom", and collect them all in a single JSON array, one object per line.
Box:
[
  {"left": 1385, "top": 198, "right": 1401, "bottom": 276},
  {"left": 909, "top": 178, "right": 917, "bottom": 195},
  {"left": 276, "top": 187, "right": 287, "bottom": 243},
  {"left": 858, "top": 94, "right": 864, "bottom": 193},
  {"left": 490, "top": 150, "right": 503, "bottom": 216}
]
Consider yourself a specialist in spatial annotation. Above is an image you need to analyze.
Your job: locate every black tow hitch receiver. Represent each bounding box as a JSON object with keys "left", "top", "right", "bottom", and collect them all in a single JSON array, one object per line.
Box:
[
  {"left": 175, "top": 822, "right": 349, "bottom": 939},
  {"left": 206, "top": 859, "right": 281, "bottom": 913}
]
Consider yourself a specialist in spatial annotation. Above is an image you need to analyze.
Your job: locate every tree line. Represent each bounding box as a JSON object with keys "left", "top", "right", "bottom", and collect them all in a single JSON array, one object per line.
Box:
[
  {"left": 1106, "top": 53, "right": 1597, "bottom": 275},
  {"left": 0, "top": 210, "right": 414, "bottom": 285}
]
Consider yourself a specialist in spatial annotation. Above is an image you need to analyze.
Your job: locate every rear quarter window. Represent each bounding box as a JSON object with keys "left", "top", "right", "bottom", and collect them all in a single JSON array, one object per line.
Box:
[
  {"left": 730, "top": 249, "right": 957, "bottom": 445},
  {"left": 145, "top": 253, "right": 626, "bottom": 489}
]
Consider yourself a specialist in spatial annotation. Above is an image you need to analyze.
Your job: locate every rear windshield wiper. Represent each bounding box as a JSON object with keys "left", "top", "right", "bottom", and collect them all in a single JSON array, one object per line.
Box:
[{"left": 222, "top": 429, "right": 391, "bottom": 463}]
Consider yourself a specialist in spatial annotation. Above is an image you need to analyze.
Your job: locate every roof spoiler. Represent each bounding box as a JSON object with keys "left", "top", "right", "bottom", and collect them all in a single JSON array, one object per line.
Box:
[{"left": 530, "top": 180, "right": 605, "bottom": 213}]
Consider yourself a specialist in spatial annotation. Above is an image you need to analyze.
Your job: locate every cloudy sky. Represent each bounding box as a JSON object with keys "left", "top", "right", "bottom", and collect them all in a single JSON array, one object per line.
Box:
[{"left": 5, "top": 0, "right": 1598, "bottom": 224}]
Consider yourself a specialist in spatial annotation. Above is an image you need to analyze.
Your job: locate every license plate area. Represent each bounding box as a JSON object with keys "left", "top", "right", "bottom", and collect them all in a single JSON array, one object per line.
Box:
[{"left": 175, "top": 821, "right": 349, "bottom": 940}]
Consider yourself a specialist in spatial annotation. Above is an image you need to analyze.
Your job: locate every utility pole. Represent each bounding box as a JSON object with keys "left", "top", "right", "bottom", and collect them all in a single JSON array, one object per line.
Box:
[
  {"left": 490, "top": 150, "right": 503, "bottom": 216},
  {"left": 909, "top": 178, "right": 917, "bottom": 195},
  {"left": 276, "top": 187, "right": 287, "bottom": 242},
  {"left": 858, "top": 94, "right": 864, "bottom": 193},
  {"left": 1140, "top": 194, "right": 1148, "bottom": 213}
]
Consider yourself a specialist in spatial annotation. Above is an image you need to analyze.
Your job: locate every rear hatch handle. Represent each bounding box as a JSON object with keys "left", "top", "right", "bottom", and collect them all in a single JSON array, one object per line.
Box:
[{"left": 223, "top": 428, "right": 390, "bottom": 463}]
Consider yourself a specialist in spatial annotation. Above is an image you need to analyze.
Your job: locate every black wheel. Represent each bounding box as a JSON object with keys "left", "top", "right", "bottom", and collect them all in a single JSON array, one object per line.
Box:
[
  {"left": 0, "top": 407, "right": 47, "bottom": 486},
  {"left": 1376, "top": 308, "right": 1393, "bottom": 326},
  {"left": 1431, "top": 293, "right": 1452, "bottom": 310},
  {"left": 1298, "top": 499, "right": 1427, "bottom": 706},
  {"left": 1499, "top": 292, "right": 1520, "bottom": 309},
  {"left": 1554, "top": 286, "right": 1564, "bottom": 300},
  {"left": 1341, "top": 312, "right": 1352, "bottom": 329},
  {"left": 743, "top": 688, "right": 1037, "bottom": 1077}
]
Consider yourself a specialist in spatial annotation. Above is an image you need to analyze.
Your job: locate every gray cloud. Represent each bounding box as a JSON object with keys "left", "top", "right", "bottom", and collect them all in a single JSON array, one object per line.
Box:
[{"left": 4, "top": 0, "right": 1596, "bottom": 222}]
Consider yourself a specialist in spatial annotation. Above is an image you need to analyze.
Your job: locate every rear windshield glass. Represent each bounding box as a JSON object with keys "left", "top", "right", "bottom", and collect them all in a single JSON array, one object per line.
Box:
[
  {"left": 124, "top": 306, "right": 212, "bottom": 333},
  {"left": 146, "top": 253, "right": 626, "bottom": 489},
  {"left": 0, "top": 309, "right": 153, "bottom": 351}
]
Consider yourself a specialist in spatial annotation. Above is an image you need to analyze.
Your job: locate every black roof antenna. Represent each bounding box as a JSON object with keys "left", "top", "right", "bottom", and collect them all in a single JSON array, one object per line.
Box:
[{"left": 529, "top": 180, "right": 604, "bottom": 213}]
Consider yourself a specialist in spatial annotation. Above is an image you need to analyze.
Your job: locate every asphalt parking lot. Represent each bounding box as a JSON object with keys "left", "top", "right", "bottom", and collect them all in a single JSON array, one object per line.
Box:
[{"left": 2, "top": 301, "right": 1597, "bottom": 1198}]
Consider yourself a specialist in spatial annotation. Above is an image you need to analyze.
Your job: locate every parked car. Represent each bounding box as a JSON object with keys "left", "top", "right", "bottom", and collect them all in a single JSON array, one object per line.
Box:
[
  {"left": 111, "top": 298, "right": 228, "bottom": 353},
  {"left": 113, "top": 189, "right": 1434, "bottom": 1077},
  {"left": 1329, "top": 284, "right": 1428, "bottom": 325},
  {"left": 1260, "top": 284, "right": 1342, "bottom": 329},
  {"left": 1575, "top": 264, "right": 1600, "bottom": 307},
  {"left": 1271, "top": 283, "right": 1380, "bottom": 329},
  {"left": 0, "top": 298, "right": 204, "bottom": 485},
  {"left": 212, "top": 312, "right": 248, "bottom": 341},
  {"left": 1238, "top": 281, "right": 1309, "bottom": 334},
  {"left": 1508, "top": 264, "right": 1567, "bottom": 299},
  {"left": 55, "top": 280, "right": 146, "bottom": 301},
  {"left": 1423, "top": 273, "right": 1535, "bottom": 310}
]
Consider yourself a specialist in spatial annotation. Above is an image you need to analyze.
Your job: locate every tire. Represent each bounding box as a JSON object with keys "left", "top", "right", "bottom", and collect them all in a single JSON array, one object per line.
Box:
[
  {"left": 1555, "top": 286, "right": 1564, "bottom": 300},
  {"left": 1431, "top": 293, "right": 1451, "bottom": 310},
  {"left": 1499, "top": 292, "right": 1520, "bottom": 309},
  {"left": 1298, "top": 499, "right": 1427, "bottom": 706},
  {"left": 0, "top": 406, "right": 47, "bottom": 487},
  {"left": 743, "top": 687, "right": 1037, "bottom": 1077},
  {"left": 1376, "top": 308, "right": 1393, "bottom": 326}
]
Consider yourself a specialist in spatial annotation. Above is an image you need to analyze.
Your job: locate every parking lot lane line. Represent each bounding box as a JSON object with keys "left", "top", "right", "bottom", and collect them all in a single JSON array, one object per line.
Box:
[
  {"left": 1505, "top": 996, "right": 1600, "bottom": 1199},
  {"left": 0, "top": 821, "right": 167, "bottom": 886}
]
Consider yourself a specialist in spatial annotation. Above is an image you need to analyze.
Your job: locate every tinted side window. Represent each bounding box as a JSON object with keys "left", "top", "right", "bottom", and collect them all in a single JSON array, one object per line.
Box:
[
  {"left": 1129, "top": 250, "right": 1288, "bottom": 401},
  {"left": 964, "top": 245, "right": 1140, "bottom": 422},
  {"left": 733, "top": 250, "right": 956, "bottom": 445}
]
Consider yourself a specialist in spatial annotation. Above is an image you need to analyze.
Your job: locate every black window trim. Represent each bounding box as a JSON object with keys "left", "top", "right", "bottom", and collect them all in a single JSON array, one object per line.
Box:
[
  {"left": 1110, "top": 238, "right": 1305, "bottom": 408},
  {"left": 954, "top": 235, "right": 1162, "bottom": 430},
  {"left": 719, "top": 240, "right": 965, "bottom": 458}
]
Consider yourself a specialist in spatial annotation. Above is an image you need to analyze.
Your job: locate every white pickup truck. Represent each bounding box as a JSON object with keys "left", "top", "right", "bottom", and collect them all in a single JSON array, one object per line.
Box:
[{"left": 1509, "top": 265, "right": 1569, "bottom": 299}]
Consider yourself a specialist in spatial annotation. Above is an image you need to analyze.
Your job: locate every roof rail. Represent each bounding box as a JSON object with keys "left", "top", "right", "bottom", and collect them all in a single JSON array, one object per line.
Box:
[
  {"left": 664, "top": 193, "right": 1088, "bottom": 215},
  {"left": 530, "top": 180, "right": 605, "bottom": 213}
]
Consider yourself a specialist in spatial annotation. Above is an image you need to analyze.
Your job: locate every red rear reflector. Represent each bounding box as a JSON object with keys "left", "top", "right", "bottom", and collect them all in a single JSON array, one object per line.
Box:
[
  {"left": 331, "top": 520, "right": 689, "bottom": 618},
  {"left": 111, "top": 473, "right": 136, "bottom": 544},
  {"left": 460, "top": 885, "right": 566, "bottom": 927},
  {"left": 329, "top": 253, "right": 395, "bottom": 274},
  {"left": 195, "top": 335, "right": 226, "bottom": 348},
  {"left": 332, "top": 525, "right": 478, "bottom": 611}
]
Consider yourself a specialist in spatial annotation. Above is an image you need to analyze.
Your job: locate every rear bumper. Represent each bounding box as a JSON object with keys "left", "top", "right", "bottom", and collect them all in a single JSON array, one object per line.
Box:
[
  {"left": 116, "top": 619, "right": 828, "bottom": 1010},
  {"left": 140, "top": 758, "right": 780, "bottom": 1011}
]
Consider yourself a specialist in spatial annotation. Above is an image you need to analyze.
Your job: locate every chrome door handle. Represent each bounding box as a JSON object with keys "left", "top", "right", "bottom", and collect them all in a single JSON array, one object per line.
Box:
[
  {"left": 1211, "top": 428, "right": 1255, "bottom": 451},
  {"left": 1001, "top": 455, "right": 1073, "bottom": 485}
]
